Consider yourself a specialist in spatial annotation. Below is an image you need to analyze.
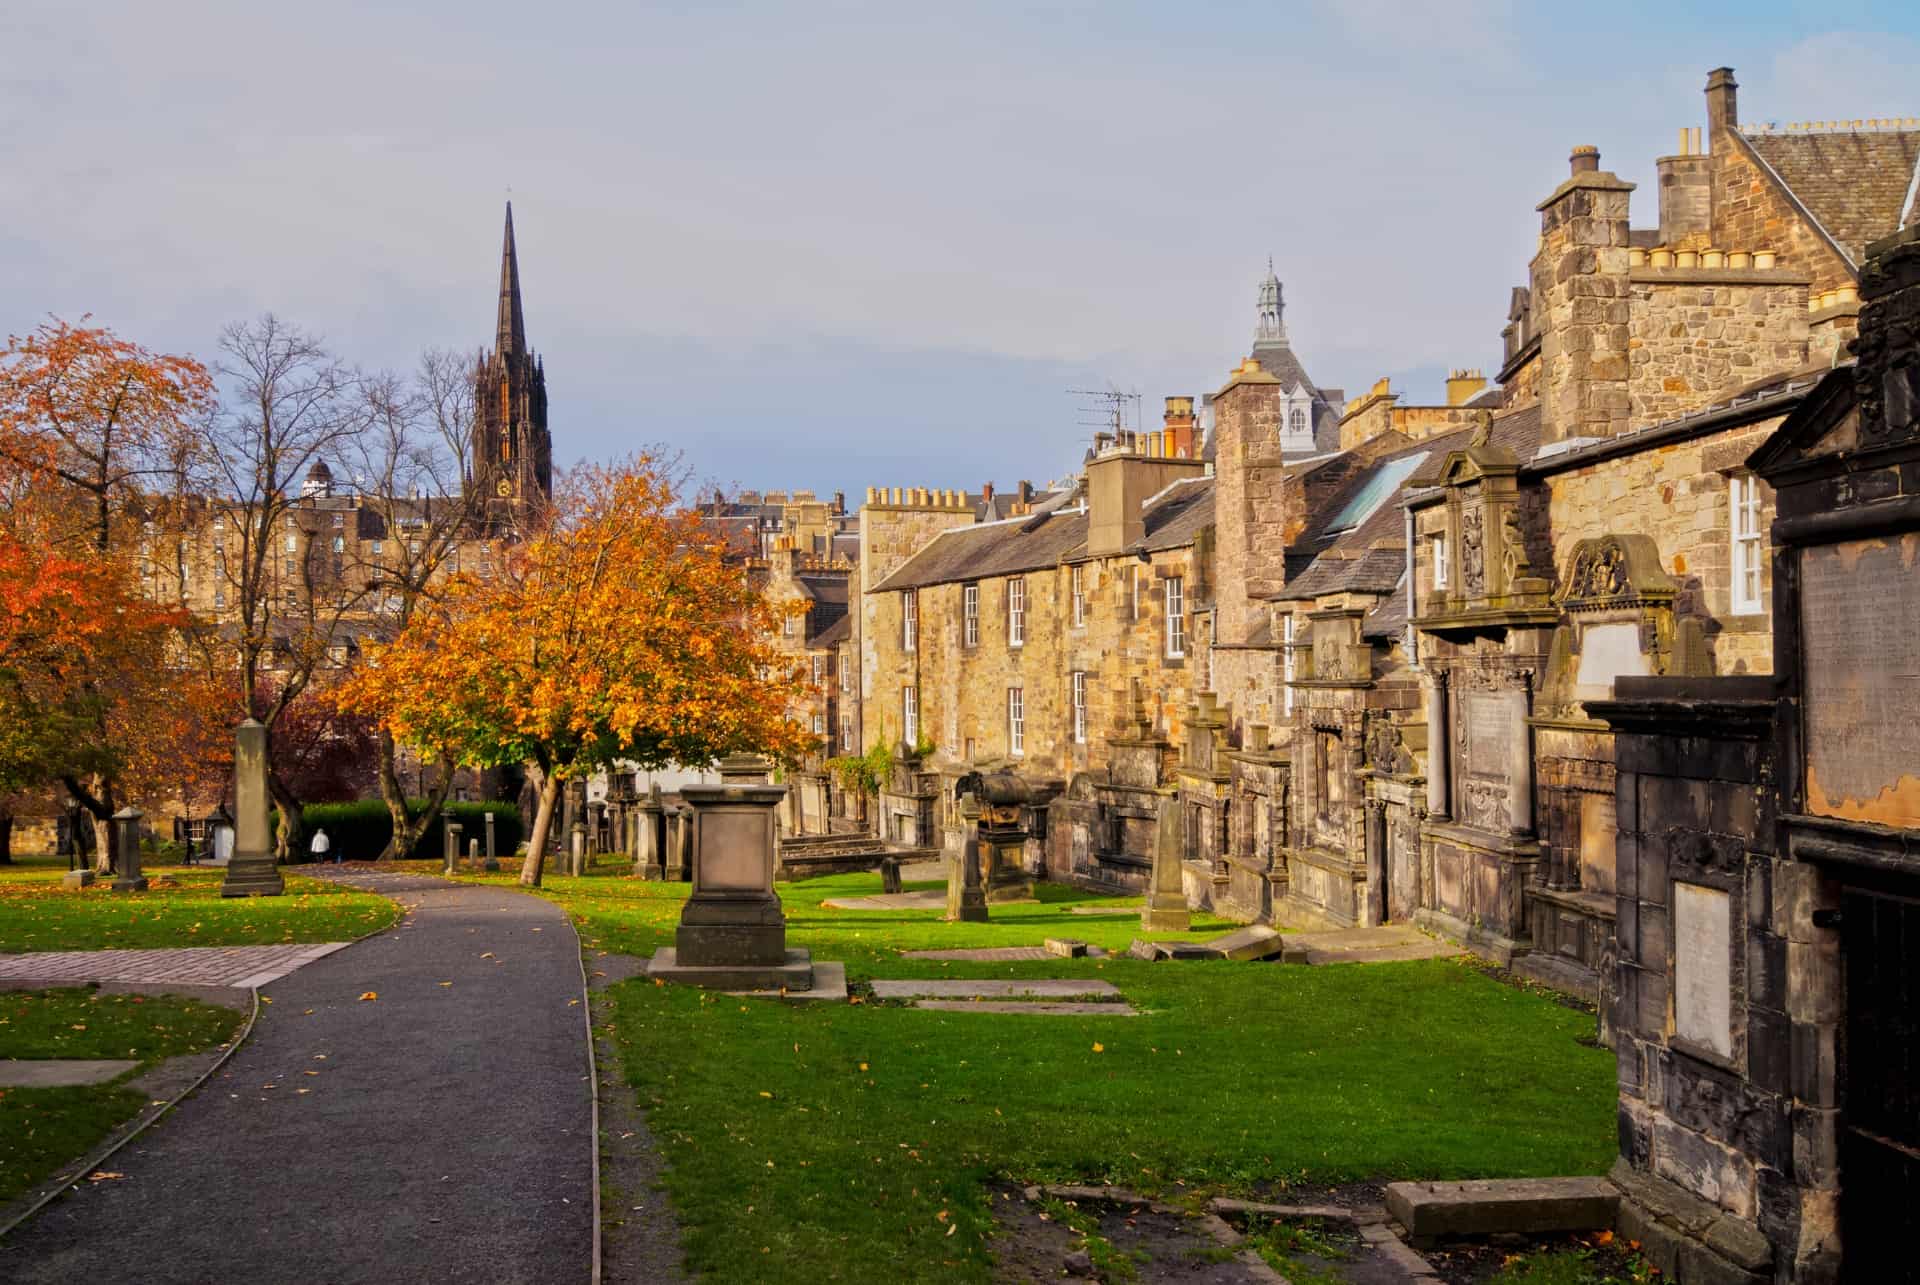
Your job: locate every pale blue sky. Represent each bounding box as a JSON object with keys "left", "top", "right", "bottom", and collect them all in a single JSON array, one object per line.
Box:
[{"left": 5, "top": 2, "right": 1916, "bottom": 498}]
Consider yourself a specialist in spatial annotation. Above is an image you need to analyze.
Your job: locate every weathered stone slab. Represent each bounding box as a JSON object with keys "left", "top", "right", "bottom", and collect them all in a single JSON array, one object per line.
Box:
[
  {"left": 1043, "top": 938, "right": 1089, "bottom": 958},
  {"left": 913, "top": 1000, "right": 1137, "bottom": 1016},
  {"left": 870, "top": 979, "right": 1120, "bottom": 1000},
  {"left": 899, "top": 946, "right": 1050, "bottom": 962},
  {"left": 1200, "top": 925, "right": 1286, "bottom": 961},
  {"left": 1298, "top": 941, "right": 1463, "bottom": 965},
  {"left": 822, "top": 890, "right": 948, "bottom": 911},
  {"left": 726, "top": 961, "right": 848, "bottom": 1004},
  {"left": 0, "top": 1058, "right": 138, "bottom": 1088},
  {"left": 646, "top": 946, "right": 816, "bottom": 992},
  {"left": 1385, "top": 1177, "right": 1618, "bottom": 1245}
]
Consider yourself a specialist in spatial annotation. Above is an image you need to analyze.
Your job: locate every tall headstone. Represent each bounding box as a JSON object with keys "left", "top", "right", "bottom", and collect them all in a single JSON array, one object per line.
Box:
[
  {"left": 945, "top": 794, "right": 990, "bottom": 923},
  {"left": 633, "top": 785, "right": 666, "bottom": 879},
  {"left": 483, "top": 810, "right": 499, "bottom": 872},
  {"left": 221, "top": 719, "right": 284, "bottom": 897},
  {"left": 444, "top": 822, "right": 463, "bottom": 875},
  {"left": 587, "top": 801, "right": 605, "bottom": 856},
  {"left": 1141, "top": 796, "right": 1191, "bottom": 931},
  {"left": 569, "top": 822, "right": 586, "bottom": 877},
  {"left": 665, "top": 803, "right": 691, "bottom": 881},
  {"left": 111, "top": 807, "right": 149, "bottom": 892},
  {"left": 647, "top": 775, "right": 817, "bottom": 990}
]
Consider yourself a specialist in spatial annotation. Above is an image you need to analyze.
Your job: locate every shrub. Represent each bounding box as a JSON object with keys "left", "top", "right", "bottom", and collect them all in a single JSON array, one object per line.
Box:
[{"left": 301, "top": 799, "right": 522, "bottom": 861}]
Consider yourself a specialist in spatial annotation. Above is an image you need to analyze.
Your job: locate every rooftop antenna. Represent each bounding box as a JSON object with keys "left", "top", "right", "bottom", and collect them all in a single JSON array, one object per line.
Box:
[{"left": 1068, "top": 386, "right": 1143, "bottom": 441}]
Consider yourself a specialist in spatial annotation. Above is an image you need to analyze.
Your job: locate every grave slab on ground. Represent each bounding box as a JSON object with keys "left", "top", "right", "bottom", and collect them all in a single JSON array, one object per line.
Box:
[
  {"left": 0, "top": 1058, "right": 138, "bottom": 1088},
  {"left": 1279, "top": 925, "right": 1462, "bottom": 965},
  {"left": 870, "top": 978, "right": 1122, "bottom": 1000},
  {"left": 1385, "top": 1177, "right": 1618, "bottom": 1247},
  {"left": 915, "top": 999, "right": 1139, "bottom": 1016},
  {"left": 820, "top": 889, "right": 947, "bottom": 911}
]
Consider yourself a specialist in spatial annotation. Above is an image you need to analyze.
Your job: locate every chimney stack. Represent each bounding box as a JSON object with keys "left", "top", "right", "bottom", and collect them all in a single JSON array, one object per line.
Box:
[
  {"left": 1569, "top": 144, "right": 1601, "bottom": 174},
  {"left": 1533, "top": 142, "right": 1636, "bottom": 444},
  {"left": 1706, "top": 67, "right": 1738, "bottom": 141},
  {"left": 1445, "top": 369, "right": 1488, "bottom": 406}
]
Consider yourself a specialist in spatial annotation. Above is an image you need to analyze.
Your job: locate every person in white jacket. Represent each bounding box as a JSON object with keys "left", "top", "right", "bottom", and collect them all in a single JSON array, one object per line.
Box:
[{"left": 311, "top": 828, "right": 337, "bottom": 864}]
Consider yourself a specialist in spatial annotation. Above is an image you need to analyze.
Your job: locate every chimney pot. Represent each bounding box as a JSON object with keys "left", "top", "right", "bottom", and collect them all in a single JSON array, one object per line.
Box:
[{"left": 1570, "top": 144, "right": 1600, "bottom": 174}]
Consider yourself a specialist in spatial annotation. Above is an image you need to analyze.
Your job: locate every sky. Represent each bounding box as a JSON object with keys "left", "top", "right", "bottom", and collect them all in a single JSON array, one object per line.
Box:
[{"left": 5, "top": 1, "right": 1918, "bottom": 500}]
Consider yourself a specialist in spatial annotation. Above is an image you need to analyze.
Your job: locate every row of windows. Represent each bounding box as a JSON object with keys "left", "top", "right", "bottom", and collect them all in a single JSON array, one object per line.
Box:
[
  {"left": 902, "top": 574, "right": 1187, "bottom": 658},
  {"left": 899, "top": 670, "right": 1096, "bottom": 759}
]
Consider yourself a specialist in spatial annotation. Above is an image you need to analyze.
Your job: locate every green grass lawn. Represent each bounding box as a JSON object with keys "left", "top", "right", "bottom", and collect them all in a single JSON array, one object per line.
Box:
[
  {"left": 0, "top": 861, "right": 401, "bottom": 954},
  {"left": 467, "top": 857, "right": 1618, "bottom": 1284},
  {"left": 0, "top": 987, "right": 246, "bottom": 1204}
]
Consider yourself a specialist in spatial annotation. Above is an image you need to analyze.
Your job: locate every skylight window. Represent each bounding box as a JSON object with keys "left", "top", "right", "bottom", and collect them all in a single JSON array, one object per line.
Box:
[{"left": 1323, "top": 453, "right": 1429, "bottom": 534}]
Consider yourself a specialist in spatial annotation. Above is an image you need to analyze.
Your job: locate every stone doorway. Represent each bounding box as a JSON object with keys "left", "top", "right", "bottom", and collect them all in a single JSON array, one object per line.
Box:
[{"left": 1840, "top": 882, "right": 1920, "bottom": 1281}]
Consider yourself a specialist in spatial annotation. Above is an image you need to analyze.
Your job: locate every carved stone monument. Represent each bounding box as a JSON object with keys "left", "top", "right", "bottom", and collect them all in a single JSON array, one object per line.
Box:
[
  {"left": 445, "top": 821, "right": 463, "bottom": 875},
  {"left": 111, "top": 807, "right": 149, "bottom": 892},
  {"left": 665, "top": 803, "right": 691, "bottom": 881},
  {"left": 483, "top": 810, "right": 499, "bottom": 872},
  {"left": 945, "top": 793, "right": 990, "bottom": 923},
  {"left": 647, "top": 769, "right": 820, "bottom": 991},
  {"left": 220, "top": 719, "right": 284, "bottom": 897},
  {"left": 1141, "top": 796, "right": 1191, "bottom": 931},
  {"left": 633, "top": 784, "right": 666, "bottom": 879}
]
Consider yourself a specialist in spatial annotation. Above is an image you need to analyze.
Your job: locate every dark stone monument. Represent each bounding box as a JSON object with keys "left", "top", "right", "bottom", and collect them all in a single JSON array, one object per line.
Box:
[
  {"left": 483, "top": 810, "right": 499, "bottom": 872},
  {"left": 647, "top": 769, "right": 820, "bottom": 990},
  {"left": 880, "top": 855, "right": 903, "bottom": 895},
  {"left": 111, "top": 808, "right": 149, "bottom": 892},
  {"left": 444, "top": 821, "right": 463, "bottom": 876},
  {"left": 221, "top": 719, "right": 284, "bottom": 897}
]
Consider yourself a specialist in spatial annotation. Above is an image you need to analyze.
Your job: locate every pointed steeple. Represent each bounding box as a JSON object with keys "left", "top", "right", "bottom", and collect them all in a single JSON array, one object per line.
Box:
[
  {"left": 1255, "top": 258, "right": 1286, "bottom": 347},
  {"left": 497, "top": 201, "right": 527, "bottom": 357}
]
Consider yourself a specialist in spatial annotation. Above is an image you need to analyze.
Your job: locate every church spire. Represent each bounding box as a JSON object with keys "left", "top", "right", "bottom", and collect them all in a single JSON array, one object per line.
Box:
[
  {"left": 1255, "top": 258, "right": 1286, "bottom": 347},
  {"left": 497, "top": 201, "right": 527, "bottom": 357}
]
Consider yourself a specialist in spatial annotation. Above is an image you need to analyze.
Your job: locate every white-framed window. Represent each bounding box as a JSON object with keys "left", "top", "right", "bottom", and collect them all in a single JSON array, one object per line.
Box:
[
  {"left": 1008, "top": 578, "right": 1026, "bottom": 647},
  {"left": 1070, "top": 564, "right": 1085, "bottom": 627},
  {"left": 1165, "top": 576, "right": 1185, "bottom": 657},
  {"left": 1433, "top": 532, "right": 1449, "bottom": 590},
  {"left": 840, "top": 714, "right": 853, "bottom": 752},
  {"left": 784, "top": 608, "right": 798, "bottom": 636},
  {"left": 331, "top": 535, "right": 345, "bottom": 554},
  {"left": 284, "top": 534, "right": 297, "bottom": 553},
  {"left": 408, "top": 539, "right": 421, "bottom": 558},
  {"left": 1289, "top": 406, "right": 1308, "bottom": 437},
  {"left": 840, "top": 654, "right": 853, "bottom": 692},
  {"left": 1730, "top": 473, "right": 1764, "bottom": 614},
  {"left": 963, "top": 582, "right": 979, "bottom": 647},
  {"left": 812, "top": 655, "right": 826, "bottom": 685},
  {"left": 902, "top": 590, "right": 917, "bottom": 652},
  {"left": 1131, "top": 568, "right": 1142, "bottom": 621},
  {"left": 331, "top": 512, "right": 344, "bottom": 528},
  {"left": 1282, "top": 613, "right": 1296, "bottom": 715},
  {"left": 1008, "top": 686, "right": 1024, "bottom": 756},
  {"left": 214, "top": 587, "right": 227, "bottom": 610},
  {"left": 812, "top": 713, "right": 825, "bottom": 736},
  {"left": 370, "top": 539, "right": 383, "bottom": 558},
  {"left": 903, "top": 685, "right": 918, "bottom": 745},
  {"left": 1071, "top": 670, "right": 1087, "bottom": 743}
]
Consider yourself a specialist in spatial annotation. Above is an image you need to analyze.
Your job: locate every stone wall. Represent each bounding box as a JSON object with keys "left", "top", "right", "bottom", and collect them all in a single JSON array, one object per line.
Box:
[
  {"left": 856, "top": 497, "right": 976, "bottom": 721},
  {"left": 1533, "top": 151, "right": 1637, "bottom": 446},
  {"left": 1712, "top": 130, "right": 1856, "bottom": 297},
  {"left": 1539, "top": 419, "right": 1782, "bottom": 676},
  {"left": 1627, "top": 270, "right": 1811, "bottom": 424}
]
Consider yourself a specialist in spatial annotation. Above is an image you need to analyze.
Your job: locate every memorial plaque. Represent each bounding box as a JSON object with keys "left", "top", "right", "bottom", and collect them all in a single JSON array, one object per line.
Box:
[
  {"left": 1464, "top": 693, "right": 1512, "bottom": 774},
  {"left": 1579, "top": 793, "right": 1618, "bottom": 894},
  {"left": 1574, "top": 622, "right": 1648, "bottom": 697},
  {"left": 1801, "top": 535, "right": 1920, "bottom": 828},
  {"left": 1674, "top": 881, "right": 1733, "bottom": 1059},
  {"left": 697, "top": 811, "right": 770, "bottom": 892}
]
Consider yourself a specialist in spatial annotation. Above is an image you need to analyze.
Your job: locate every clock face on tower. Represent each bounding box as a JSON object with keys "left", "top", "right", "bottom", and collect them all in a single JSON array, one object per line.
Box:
[{"left": 497, "top": 478, "right": 513, "bottom": 498}]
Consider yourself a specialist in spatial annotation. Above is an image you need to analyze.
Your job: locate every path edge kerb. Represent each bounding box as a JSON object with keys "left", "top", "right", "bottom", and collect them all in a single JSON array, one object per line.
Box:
[
  {"left": 0, "top": 988, "right": 262, "bottom": 1242},
  {"left": 566, "top": 902, "right": 604, "bottom": 1285}
]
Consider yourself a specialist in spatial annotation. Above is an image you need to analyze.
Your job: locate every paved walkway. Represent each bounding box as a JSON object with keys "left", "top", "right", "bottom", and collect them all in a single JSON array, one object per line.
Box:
[
  {"left": 1, "top": 871, "right": 594, "bottom": 1285},
  {"left": 0, "top": 941, "right": 350, "bottom": 989}
]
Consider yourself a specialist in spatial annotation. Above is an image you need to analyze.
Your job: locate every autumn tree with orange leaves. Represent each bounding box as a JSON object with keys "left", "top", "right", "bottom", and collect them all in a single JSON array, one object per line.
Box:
[{"left": 339, "top": 455, "right": 809, "bottom": 885}]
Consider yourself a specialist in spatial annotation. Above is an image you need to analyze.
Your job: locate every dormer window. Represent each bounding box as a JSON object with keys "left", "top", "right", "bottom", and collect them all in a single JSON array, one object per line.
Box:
[{"left": 1288, "top": 407, "right": 1308, "bottom": 437}]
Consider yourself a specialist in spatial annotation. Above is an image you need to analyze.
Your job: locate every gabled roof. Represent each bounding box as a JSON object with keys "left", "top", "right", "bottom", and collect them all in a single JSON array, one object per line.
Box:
[
  {"left": 1738, "top": 126, "right": 1920, "bottom": 267},
  {"left": 809, "top": 614, "right": 851, "bottom": 649}
]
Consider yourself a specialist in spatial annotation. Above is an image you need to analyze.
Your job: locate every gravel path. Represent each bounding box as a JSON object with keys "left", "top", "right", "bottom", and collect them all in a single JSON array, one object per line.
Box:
[{"left": 0, "top": 872, "right": 595, "bottom": 1284}]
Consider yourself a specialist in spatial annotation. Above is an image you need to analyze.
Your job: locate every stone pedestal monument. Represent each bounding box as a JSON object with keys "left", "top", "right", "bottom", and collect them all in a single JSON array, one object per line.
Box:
[
  {"left": 664, "top": 804, "right": 691, "bottom": 881},
  {"left": 1140, "top": 796, "right": 1191, "bottom": 931},
  {"left": 221, "top": 719, "right": 284, "bottom": 898},
  {"left": 945, "top": 793, "right": 990, "bottom": 923},
  {"left": 111, "top": 807, "right": 149, "bottom": 892},
  {"left": 483, "top": 810, "right": 500, "bottom": 872},
  {"left": 633, "top": 785, "right": 666, "bottom": 879},
  {"left": 647, "top": 769, "right": 818, "bottom": 991},
  {"left": 444, "top": 822, "right": 463, "bottom": 875}
]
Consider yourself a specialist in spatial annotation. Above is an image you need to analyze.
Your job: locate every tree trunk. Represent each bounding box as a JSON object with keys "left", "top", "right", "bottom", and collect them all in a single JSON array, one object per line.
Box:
[
  {"left": 518, "top": 768, "right": 561, "bottom": 888},
  {"left": 64, "top": 774, "right": 117, "bottom": 874},
  {"left": 270, "top": 771, "right": 303, "bottom": 863},
  {"left": 0, "top": 809, "right": 12, "bottom": 864},
  {"left": 375, "top": 731, "right": 455, "bottom": 860}
]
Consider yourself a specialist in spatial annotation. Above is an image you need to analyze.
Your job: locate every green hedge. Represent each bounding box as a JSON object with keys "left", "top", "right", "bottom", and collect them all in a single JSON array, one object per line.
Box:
[{"left": 300, "top": 800, "right": 523, "bottom": 862}]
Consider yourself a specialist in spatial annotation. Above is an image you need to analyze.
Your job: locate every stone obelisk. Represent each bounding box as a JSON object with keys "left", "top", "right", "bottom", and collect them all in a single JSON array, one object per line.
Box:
[
  {"left": 1140, "top": 796, "right": 1191, "bottom": 932},
  {"left": 220, "top": 719, "right": 284, "bottom": 897}
]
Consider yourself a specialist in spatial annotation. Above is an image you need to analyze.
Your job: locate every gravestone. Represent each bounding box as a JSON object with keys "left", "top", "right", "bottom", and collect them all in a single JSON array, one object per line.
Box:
[
  {"left": 111, "top": 808, "right": 148, "bottom": 892},
  {"left": 633, "top": 785, "right": 666, "bottom": 879},
  {"left": 445, "top": 822, "right": 463, "bottom": 876},
  {"left": 569, "top": 823, "right": 586, "bottom": 877},
  {"left": 587, "top": 801, "right": 605, "bottom": 856},
  {"left": 221, "top": 719, "right": 284, "bottom": 897},
  {"left": 880, "top": 855, "right": 903, "bottom": 895},
  {"left": 1141, "top": 796, "right": 1191, "bottom": 931},
  {"left": 647, "top": 771, "right": 822, "bottom": 991},
  {"left": 483, "top": 810, "right": 499, "bottom": 872},
  {"left": 665, "top": 803, "right": 691, "bottom": 881},
  {"left": 468, "top": 837, "right": 480, "bottom": 865},
  {"left": 945, "top": 794, "right": 990, "bottom": 923}
]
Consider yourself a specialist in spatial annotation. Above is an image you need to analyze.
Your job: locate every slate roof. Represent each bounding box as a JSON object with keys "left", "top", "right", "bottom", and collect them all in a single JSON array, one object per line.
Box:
[
  {"left": 1276, "top": 405, "right": 1542, "bottom": 605},
  {"left": 1739, "top": 127, "right": 1920, "bottom": 265},
  {"left": 872, "top": 479, "right": 1215, "bottom": 593},
  {"left": 1252, "top": 338, "right": 1345, "bottom": 452},
  {"left": 808, "top": 613, "right": 850, "bottom": 649}
]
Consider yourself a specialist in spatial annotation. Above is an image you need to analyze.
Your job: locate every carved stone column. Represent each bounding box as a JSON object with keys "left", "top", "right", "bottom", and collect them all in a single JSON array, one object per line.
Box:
[
  {"left": 1363, "top": 800, "right": 1387, "bottom": 925},
  {"left": 1509, "top": 680, "right": 1535, "bottom": 838},
  {"left": 1425, "top": 672, "right": 1451, "bottom": 820}
]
